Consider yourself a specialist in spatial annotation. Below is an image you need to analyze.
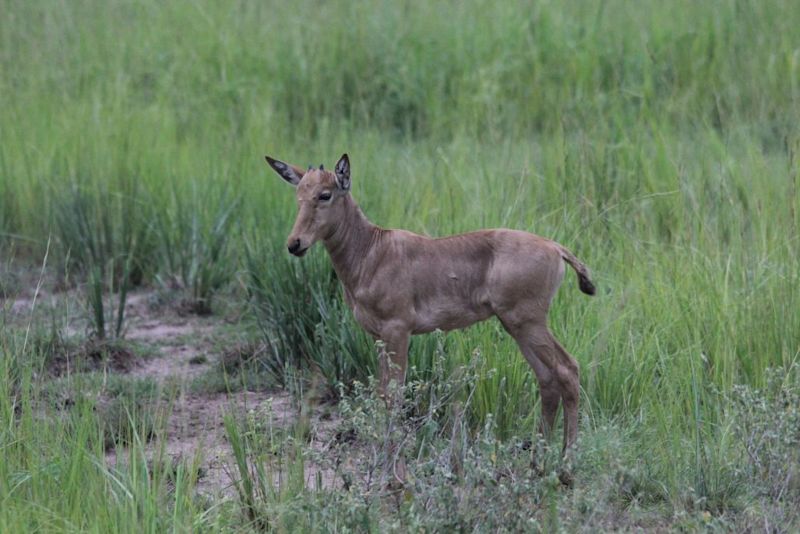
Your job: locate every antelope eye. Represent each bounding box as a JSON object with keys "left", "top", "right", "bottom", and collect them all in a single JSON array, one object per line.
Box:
[{"left": 318, "top": 192, "right": 332, "bottom": 201}]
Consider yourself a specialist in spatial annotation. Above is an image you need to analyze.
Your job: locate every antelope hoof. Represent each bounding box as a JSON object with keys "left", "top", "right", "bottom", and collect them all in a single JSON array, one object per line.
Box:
[{"left": 557, "top": 467, "right": 574, "bottom": 487}]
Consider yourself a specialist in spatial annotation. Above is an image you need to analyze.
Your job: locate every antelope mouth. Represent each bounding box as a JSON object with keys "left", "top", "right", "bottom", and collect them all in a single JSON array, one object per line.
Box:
[{"left": 291, "top": 247, "right": 309, "bottom": 257}]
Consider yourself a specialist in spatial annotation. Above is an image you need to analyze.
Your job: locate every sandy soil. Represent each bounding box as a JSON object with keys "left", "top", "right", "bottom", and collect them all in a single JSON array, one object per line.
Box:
[
  {"left": 115, "top": 291, "right": 312, "bottom": 496},
  {"left": 2, "top": 281, "right": 335, "bottom": 497}
]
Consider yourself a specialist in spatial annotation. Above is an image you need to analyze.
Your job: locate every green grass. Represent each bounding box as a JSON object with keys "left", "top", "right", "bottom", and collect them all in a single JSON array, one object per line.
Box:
[{"left": 1, "top": 0, "right": 799, "bottom": 530}]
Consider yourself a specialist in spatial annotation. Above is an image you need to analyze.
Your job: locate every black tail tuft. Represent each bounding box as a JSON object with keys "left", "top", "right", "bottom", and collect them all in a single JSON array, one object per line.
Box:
[
  {"left": 558, "top": 245, "right": 596, "bottom": 296},
  {"left": 578, "top": 274, "right": 596, "bottom": 296}
]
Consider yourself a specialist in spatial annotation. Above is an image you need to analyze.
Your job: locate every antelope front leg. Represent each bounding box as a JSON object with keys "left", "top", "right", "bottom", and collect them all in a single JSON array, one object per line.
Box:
[
  {"left": 376, "top": 331, "right": 410, "bottom": 404},
  {"left": 375, "top": 329, "right": 410, "bottom": 488}
]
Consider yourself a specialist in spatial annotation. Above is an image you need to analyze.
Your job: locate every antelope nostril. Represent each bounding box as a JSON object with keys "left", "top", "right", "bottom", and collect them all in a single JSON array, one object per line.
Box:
[{"left": 288, "top": 239, "right": 302, "bottom": 254}]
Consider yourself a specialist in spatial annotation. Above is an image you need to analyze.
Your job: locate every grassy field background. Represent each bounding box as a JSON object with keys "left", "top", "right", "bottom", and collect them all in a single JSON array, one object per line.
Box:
[{"left": 2, "top": 0, "right": 799, "bottom": 530}]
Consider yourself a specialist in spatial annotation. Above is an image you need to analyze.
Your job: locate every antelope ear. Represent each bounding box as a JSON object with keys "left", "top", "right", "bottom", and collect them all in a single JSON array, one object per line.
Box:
[
  {"left": 334, "top": 153, "right": 350, "bottom": 191},
  {"left": 265, "top": 156, "right": 305, "bottom": 186}
]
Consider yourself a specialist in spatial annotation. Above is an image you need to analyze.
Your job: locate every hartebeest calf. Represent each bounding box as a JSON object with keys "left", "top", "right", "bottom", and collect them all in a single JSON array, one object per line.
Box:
[{"left": 265, "top": 153, "right": 595, "bottom": 453}]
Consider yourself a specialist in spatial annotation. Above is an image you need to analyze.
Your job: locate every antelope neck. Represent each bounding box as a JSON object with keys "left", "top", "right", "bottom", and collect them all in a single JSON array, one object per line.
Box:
[{"left": 322, "top": 195, "right": 380, "bottom": 289}]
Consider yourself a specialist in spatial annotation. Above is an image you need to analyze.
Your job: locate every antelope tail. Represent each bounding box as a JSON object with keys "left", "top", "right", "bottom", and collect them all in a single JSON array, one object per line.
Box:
[{"left": 558, "top": 245, "right": 596, "bottom": 296}]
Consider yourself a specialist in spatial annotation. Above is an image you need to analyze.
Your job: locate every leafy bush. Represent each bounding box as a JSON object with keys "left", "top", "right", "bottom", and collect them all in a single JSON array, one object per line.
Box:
[
  {"left": 729, "top": 366, "right": 800, "bottom": 502},
  {"left": 222, "top": 346, "right": 569, "bottom": 531}
]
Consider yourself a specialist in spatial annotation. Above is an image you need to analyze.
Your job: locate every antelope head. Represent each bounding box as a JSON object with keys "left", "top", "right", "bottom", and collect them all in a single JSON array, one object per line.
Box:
[{"left": 265, "top": 153, "right": 351, "bottom": 257}]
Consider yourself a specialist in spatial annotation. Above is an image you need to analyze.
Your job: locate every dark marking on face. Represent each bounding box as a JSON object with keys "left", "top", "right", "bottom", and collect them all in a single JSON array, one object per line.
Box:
[{"left": 319, "top": 164, "right": 324, "bottom": 170}]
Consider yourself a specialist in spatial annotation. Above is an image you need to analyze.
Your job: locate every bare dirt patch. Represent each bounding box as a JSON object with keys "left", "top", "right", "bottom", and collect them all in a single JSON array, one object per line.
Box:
[
  {"left": 121, "top": 291, "right": 218, "bottom": 382},
  {"left": 48, "top": 338, "right": 140, "bottom": 376},
  {"left": 129, "top": 345, "right": 208, "bottom": 381},
  {"left": 107, "top": 390, "right": 295, "bottom": 496},
  {"left": 99, "top": 289, "right": 325, "bottom": 496},
  {"left": 6, "top": 278, "right": 340, "bottom": 497}
]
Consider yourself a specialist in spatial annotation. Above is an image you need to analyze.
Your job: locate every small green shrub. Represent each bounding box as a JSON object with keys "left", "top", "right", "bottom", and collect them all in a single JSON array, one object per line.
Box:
[
  {"left": 95, "top": 376, "right": 161, "bottom": 450},
  {"left": 245, "top": 235, "right": 374, "bottom": 393},
  {"left": 154, "top": 185, "right": 239, "bottom": 315},
  {"left": 54, "top": 183, "right": 152, "bottom": 338}
]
